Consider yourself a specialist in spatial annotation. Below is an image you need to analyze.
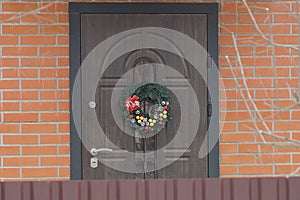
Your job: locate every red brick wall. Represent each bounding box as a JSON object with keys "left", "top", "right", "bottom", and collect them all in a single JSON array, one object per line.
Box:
[{"left": 0, "top": 1, "right": 299, "bottom": 180}]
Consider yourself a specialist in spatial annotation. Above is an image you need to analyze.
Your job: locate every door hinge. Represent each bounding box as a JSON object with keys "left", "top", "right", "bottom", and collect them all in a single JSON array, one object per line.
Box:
[{"left": 207, "top": 103, "right": 212, "bottom": 117}]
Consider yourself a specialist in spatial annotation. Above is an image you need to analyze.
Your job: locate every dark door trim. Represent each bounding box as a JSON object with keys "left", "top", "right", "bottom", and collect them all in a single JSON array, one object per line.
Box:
[{"left": 69, "top": 2, "right": 219, "bottom": 180}]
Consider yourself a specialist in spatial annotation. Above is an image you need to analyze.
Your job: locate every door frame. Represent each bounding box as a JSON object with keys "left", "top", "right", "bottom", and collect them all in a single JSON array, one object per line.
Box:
[{"left": 69, "top": 2, "right": 219, "bottom": 179}]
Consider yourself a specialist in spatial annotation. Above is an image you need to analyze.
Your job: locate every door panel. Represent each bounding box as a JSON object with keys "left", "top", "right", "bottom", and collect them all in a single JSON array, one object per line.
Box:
[{"left": 81, "top": 14, "right": 207, "bottom": 179}]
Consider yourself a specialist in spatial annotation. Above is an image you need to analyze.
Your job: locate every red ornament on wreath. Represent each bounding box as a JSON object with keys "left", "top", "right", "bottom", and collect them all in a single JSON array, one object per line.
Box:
[{"left": 124, "top": 95, "right": 140, "bottom": 112}]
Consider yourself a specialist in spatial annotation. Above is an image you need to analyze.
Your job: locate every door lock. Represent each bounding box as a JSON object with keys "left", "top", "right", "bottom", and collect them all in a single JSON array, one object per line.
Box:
[
  {"left": 88, "top": 101, "right": 97, "bottom": 109},
  {"left": 90, "top": 148, "right": 112, "bottom": 169}
]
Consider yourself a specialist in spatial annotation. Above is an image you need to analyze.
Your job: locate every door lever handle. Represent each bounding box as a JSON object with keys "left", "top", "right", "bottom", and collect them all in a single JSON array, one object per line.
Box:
[{"left": 90, "top": 148, "right": 113, "bottom": 156}]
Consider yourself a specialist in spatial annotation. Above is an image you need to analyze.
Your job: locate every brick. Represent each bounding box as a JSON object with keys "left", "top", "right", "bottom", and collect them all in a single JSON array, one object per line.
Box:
[
  {"left": 274, "top": 14, "right": 298, "bottom": 23},
  {"left": 40, "top": 25, "right": 69, "bottom": 34},
  {"left": 245, "top": 78, "right": 272, "bottom": 88},
  {"left": 41, "top": 68, "right": 69, "bottom": 78},
  {"left": 256, "top": 89, "right": 290, "bottom": 99},
  {"left": 40, "top": 112, "right": 70, "bottom": 122},
  {"left": 220, "top": 46, "right": 253, "bottom": 56},
  {"left": 40, "top": 2, "right": 68, "bottom": 12},
  {"left": 239, "top": 144, "right": 273, "bottom": 153},
  {"left": 241, "top": 57, "right": 272, "bottom": 67},
  {"left": 221, "top": 133, "right": 255, "bottom": 143},
  {"left": 293, "top": 154, "right": 300, "bottom": 163},
  {"left": 275, "top": 165, "right": 300, "bottom": 174},
  {"left": 0, "top": 36, "right": 18, "bottom": 44},
  {"left": 0, "top": 124, "right": 19, "bottom": 133},
  {"left": 39, "top": 46, "right": 69, "bottom": 56},
  {"left": 21, "top": 36, "right": 56, "bottom": 45},
  {"left": 58, "top": 14, "right": 69, "bottom": 23},
  {"left": 292, "top": 24, "right": 298, "bottom": 34},
  {"left": 274, "top": 146, "right": 300, "bottom": 153},
  {"left": 21, "top": 80, "right": 56, "bottom": 89},
  {"left": 257, "top": 154, "right": 290, "bottom": 164},
  {"left": 0, "top": 58, "right": 19, "bottom": 67},
  {"left": 221, "top": 154, "right": 255, "bottom": 164},
  {"left": 220, "top": 165, "right": 238, "bottom": 175},
  {"left": 221, "top": 122, "right": 237, "bottom": 132},
  {"left": 21, "top": 58, "right": 56, "bottom": 67},
  {"left": 58, "top": 102, "right": 69, "bottom": 110},
  {"left": 2, "top": 2, "right": 38, "bottom": 12},
  {"left": 219, "top": 36, "right": 233, "bottom": 45},
  {"left": 255, "top": 46, "right": 272, "bottom": 56},
  {"left": 275, "top": 57, "right": 298, "bottom": 66},
  {"left": 59, "top": 167, "right": 70, "bottom": 177},
  {"left": 259, "top": 24, "right": 291, "bottom": 35},
  {"left": 239, "top": 121, "right": 272, "bottom": 132},
  {"left": 256, "top": 2, "right": 290, "bottom": 13},
  {"left": 220, "top": 67, "right": 254, "bottom": 78},
  {"left": 57, "top": 36, "right": 69, "bottom": 45},
  {"left": 0, "top": 80, "right": 19, "bottom": 89},
  {"left": 274, "top": 36, "right": 299, "bottom": 45},
  {"left": 277, "top": 78, "right": 298, "bottom": 88},
  {"left": 40, "top": 134, "right": 69, "bottom": 144},
  {"left": 2, "top": 46, "right": 37, "bottom": 56},
  {"left": 220, "top": 24, "right": 255, "bottom": 34},
  {"left": 41, "top": 156, "right": 70, "bottom": 166},
  {"left": 223, "top": 111, "right": 252, "bottom": 121},
  {"left": 0, "top": 146, "right": 20, "bottom": 155},
  {"left": 58, "top": 145, "right": 70, "bottom": 154},
  {"left": 292, "top": 111, "right": 300, "bottom": 120},
  {"left": 22, "top": 146, "right": 57, "bottom": 155},
  {"left": 0, "top": 14, "right": 19, "bottom": 23},
  {"left": 237, "top": 35, "right": 269, "bottom": 45},
  {"left": 3, "top": 157, "right": 38, "bottom": 166},
  {"left": 22, "top": 124, "right": 56, "bottom": 133},
  {"left": 221, "top": 3, "right": 255, "bottom": 13},
  {"left": 58, "top": 80, "right": 69, "bottom": 88},
  {"left": 3, "top": 68, "right": 38, "bottom": 78},
  {"left": 219, "top": 14, "right": 237, "bottom": 24},
  {"left": 40, "top": 90, "right": 69, "bottom": 100},
  {"left": 4, "top": 113, "right": 38, "bottom": 122},
  {"left": 0, "top": 102, "right": 19, "bottom": 111},
  {"left": 238, "top": 13, "right": 271, "bottom": 24},
  {"left": 240, "top": 165, "right": 273, "bottom": 175},
  {"left": 0, "top": 168, "right": 20, "bottom": 178},
  {"left": 21, "top": 14, "right": 56, "bottom": 23},
  {"left": 274, "top": 122, "right": 300, "bottom": 131},
  {"left": 22, "top": 102, "right": 56, "bottom": 111},
  {"left": 220, "top": 143, "right": 237, "bottom": 153},
  {"left": 22, "top": 168, "right": 57, "bottom": 177},
  {"left": 59, "top": 124, "right": 70, "bottom": 133},
  {"left": 3, "top": 91, "right": 38, "bottom": 100},
  {"left": 2, "top": 25, "right": 38, "bottom": 34},
  {"left": 58, "top": 58, "right": 69, "bottom": 66}
]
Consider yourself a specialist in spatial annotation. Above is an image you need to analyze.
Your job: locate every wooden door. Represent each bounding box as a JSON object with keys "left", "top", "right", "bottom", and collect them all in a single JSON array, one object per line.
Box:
[{"left": 80, "top": 13, "right": 208, "bottom": 179}]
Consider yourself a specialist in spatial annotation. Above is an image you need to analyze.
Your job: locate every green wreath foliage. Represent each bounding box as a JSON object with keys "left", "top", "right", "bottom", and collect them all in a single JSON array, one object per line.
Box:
[{"left": 121, "top": 83, "right": 171, "bottom": 133}]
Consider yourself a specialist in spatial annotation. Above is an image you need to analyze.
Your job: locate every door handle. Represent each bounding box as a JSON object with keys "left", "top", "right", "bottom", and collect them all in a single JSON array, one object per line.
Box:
[{"left": 90, "top": 148, "right": 113, "bottom": 156}]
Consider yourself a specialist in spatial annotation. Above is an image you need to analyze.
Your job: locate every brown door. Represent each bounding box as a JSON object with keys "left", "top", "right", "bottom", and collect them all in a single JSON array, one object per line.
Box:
[{"left": 80, "top": 14, "right": 208, "bottom": 179}]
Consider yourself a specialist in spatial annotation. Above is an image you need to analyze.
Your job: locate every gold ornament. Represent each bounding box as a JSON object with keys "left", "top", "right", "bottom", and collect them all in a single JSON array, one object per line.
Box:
[
  {"left": 138, "top": 120, "right": 142, "bottom": 123},
  {"left": 150, "top": 123, "right": 154, "bottom": 126},
  {"left": 163, "top": 115, "right": 167, "bottom": 119},
  {"left": 136, "top": 116, "right": 140, "bottom": 120},
  {"left": 163, "top": 110, "right": 167, "bottom": 115}
]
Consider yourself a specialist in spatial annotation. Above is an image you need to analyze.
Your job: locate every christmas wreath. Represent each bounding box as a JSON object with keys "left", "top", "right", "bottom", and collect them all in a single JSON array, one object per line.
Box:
[{"left": 121, "top": 83, "right": 171, "bottom": 132}]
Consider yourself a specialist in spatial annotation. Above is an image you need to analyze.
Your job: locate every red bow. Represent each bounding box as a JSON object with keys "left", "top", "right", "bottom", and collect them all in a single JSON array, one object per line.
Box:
[{"left": 124, "top": 95, "right": 140, "bottom": 112}]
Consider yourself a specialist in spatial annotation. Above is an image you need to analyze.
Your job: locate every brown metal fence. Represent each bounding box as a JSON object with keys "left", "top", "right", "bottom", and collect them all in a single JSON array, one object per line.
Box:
[{"left": 0, "top": 178, "right": 300, "bottom": 200}]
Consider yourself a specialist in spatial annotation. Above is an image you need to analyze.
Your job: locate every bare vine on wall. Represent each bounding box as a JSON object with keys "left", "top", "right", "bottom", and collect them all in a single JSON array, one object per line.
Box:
[{"left": 222, "top": 0, "right": 300, "bottom": 177}]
